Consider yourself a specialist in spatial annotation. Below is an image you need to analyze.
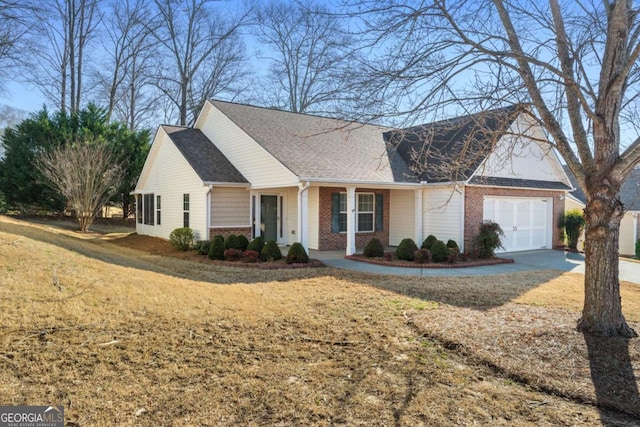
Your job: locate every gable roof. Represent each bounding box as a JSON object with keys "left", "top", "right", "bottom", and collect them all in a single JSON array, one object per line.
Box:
[
  {"left": 383, "top": 105, "right": 524, "bottom": 183},
  {"left": 564, "top": 165, "right": 640, "bottom": 210},
  {"left": 163, "top": 125, "right": 248, "bottom": 184},
  {"left": 209, "top": 100, "right": 418, "bottom": 183}
]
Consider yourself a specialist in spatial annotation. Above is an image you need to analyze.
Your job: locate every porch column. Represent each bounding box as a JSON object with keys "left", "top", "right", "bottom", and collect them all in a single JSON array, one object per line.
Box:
[
  {"left": 346, "top": 186, "right": 356, "bottom": 256},
  {"left": 414, "top": 189, "right": 423, "bottom": 244},
  {"left": 298, "top": 183, "right": 309, "bottom": 251}
]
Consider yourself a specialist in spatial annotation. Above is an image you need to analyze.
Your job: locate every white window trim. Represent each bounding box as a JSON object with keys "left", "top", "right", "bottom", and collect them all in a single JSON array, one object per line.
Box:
[{"left": 339, "top": 192, "right": 376, "bottom": 233}]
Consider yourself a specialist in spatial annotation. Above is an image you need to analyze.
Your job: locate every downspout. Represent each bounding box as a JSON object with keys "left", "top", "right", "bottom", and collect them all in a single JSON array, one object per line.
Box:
[
  {"left": 206, "top": 184, "right": 213, "bottom": 241},
  {"left": 298, "top": 181, "right": 310, "bottom": 251}
]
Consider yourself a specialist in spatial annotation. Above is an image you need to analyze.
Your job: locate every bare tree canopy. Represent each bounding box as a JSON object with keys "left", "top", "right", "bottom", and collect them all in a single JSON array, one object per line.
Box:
[
  {"left": 349, "top": 0, "right": 640, "bottom": 337},
  {"left": 37, "top": 140, "right": 121, "bottom": 232}
]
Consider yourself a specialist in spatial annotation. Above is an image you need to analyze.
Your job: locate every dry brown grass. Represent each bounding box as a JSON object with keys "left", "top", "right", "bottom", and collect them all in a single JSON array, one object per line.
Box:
[{"left": 0, "top": 215, "right": 638, "bottom": 425}]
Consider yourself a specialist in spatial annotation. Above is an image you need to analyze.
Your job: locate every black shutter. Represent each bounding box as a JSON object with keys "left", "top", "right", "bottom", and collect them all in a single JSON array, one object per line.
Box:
[
  {"left": 331, "top": 193, "right": 341, "bottom": 233},
  {"left": 375, "top": 193, "right": 383, "bottom": 231}
]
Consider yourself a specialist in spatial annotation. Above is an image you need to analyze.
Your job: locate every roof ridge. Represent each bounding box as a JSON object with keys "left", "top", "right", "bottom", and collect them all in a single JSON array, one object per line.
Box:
[{"left": 396, "top": 104, "right": 526, "bottom": 133}]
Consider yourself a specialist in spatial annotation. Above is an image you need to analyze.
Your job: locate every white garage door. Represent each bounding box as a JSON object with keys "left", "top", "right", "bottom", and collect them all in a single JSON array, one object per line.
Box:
[{"left": 483, "top": 197, "right": 552, "bottom": 252}]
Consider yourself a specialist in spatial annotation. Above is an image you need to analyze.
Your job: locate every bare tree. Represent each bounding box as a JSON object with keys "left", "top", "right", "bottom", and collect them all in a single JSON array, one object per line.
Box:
[
  {"left": 150, "top": 0, "right": 249, "bottom": 126},
  {"left": 0, "top": 1, "right": 38, "bottom": 92},
  {"left": 255, "top": 1, "right": 357, "bottom": 114},
  {"left": 352, "top": 0, "right": 640, "bottom": 337},
  {"left": 30, "top": 0, "right": 102, "bottom": 113},
  {"left": 37, "top": 140, "right": 121, "bottom": 232}
]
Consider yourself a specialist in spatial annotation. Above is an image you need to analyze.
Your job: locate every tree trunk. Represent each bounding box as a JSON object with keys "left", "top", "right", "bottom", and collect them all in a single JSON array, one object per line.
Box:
[{"left": 578, "top": 185, "right": 637, "bottom": 338}]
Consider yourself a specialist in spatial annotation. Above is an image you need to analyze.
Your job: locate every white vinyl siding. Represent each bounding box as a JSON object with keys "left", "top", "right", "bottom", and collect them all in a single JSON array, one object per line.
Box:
[
  {"left": 135, "top": 128, "right": 208, "bottom": 240},
  {"left": 422, "top": 187, "right": 463, "bottom": 246},
  {"left": 389, "top": 190, "right": 415, "bottom": 246},
  {"left": 196, "top": 102, "right": 298, "bottom": 187},
  {"left": 211, "top": 187, "right": 250, "bottom": 227},
  {"left": 307, "top": 186, "right": 320, "bottom": 250},
  {"left": 620, "top": 213, "right": 636, "bottom": 256}
]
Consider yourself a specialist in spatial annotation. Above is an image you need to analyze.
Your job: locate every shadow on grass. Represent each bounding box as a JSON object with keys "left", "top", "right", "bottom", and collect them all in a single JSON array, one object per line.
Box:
[{"left": 583, "top": 334, "right": 640, "bottom": 422}]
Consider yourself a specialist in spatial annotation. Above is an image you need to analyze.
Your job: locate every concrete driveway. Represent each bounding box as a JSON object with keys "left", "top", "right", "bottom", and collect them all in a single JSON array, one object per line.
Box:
[{"left": 312, "top": 249, "right": 640, "bottom": 284}]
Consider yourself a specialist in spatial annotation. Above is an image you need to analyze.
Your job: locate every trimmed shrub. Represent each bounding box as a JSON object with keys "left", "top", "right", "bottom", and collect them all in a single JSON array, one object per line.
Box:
[
  {"left": 243, "top": 250, "right": 260, "bottom": 263},
  {"left": 421, "top": 235, "right": 437, "bottom": 250},
  {"left": 430, "top": 240, "right": 449, "bottom": 262},
  {"left": 260, "top": 240, "right": 282, "bottom": 262},
  {"left": 237, "top": 235, "right": 249, "bottom": 251},
  {"left": 286, "top": 242, "right": 309, "bottom": 264},
  {"left": 208, "top": 235, "right": 225, "bottom": 260},
  {"left": 472, "top": 220, "right": 505, "bottom": 259},
  {"left": 560, "top": 209, "right": 585, "bottom": 251},
  {"left": 197, "top": 240, "right": 211, "bottom": 255},
  {"left": 636, "top": 239, "right": 640, "bottom": 259},
  {"left": 363, "top": 237, "right": 384, "bottom": 258},
  {"left": 224, "top": 248, "right": 242, "bottom": 261},
  {"left": 396, "top": 238, "right": 419, "bottom": 261},
  {"left": 224, "top": 234, "right": 242, "bottom": 250},
  {"left": 247, "top": 236, "right": 265, "bottom": 253},
  {"left": 446, "top": 239, "right": 459, "bottom": 249},
  {"left": 169, "top": 227, "right": 194, "bottom": 251},
  {"left": 447, "top": 247, "right": 461, "bottom": 264},
  {"left": 414, "top": 248, "right": 432, "bottom": 264}
]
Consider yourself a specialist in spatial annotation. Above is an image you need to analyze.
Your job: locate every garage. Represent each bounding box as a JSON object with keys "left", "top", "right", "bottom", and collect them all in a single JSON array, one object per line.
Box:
[{"left": 483, "top": 197, "right": 553, "bottom": 252}]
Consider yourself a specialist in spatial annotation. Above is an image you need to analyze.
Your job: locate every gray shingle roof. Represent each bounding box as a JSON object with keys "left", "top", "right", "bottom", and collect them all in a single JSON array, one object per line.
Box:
[
  {"left": 469, "top": 176, "right": 571, "bottom": 190},
  {"left": 163, "top": 125, "right": 248, "bottom": 184},
  {"left": 563, "top": 165, "right": 640, "bottom": 210},
  {"left": 210, "top": 100, "right": 418, "bottom": 183},
  {"left": 383, "top": 105, "right": 524, "bottom": 183}
]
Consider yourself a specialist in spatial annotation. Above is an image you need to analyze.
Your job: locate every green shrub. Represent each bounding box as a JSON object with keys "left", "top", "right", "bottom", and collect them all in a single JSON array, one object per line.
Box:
[
  {"left": 224, "top": 234, "right": 242, "bottom": 250},
  {"left": 363, "top": 237, "right": 384, "bottom": 258},
  {"left": 396, "top": 238, "right": 419, "bottom": 261},
  {"left": 636, "top": 239, "right": 640, "bottom": 259},
  {"left": 447, "top": 247, "right": 461, "bottom": 264},
  {"left": 260, "top": 240, "right": 282, "bottom": 262},
  {"left": 286, "top": 242, "right": 309, "bottom": 264},
  {"left": 247, "top": 236, "right": 265, "bottom": 253},
  {"left": 414, "top": 248, "right": 432, "bottom": 264},
  {"left": 421, "top": 235, "right": 437, "bottom": 250},
  {"left": 237, "top": 234, "right": 249, "bottom": 251},
  {"left": 208, "top": 235, "right": 225, "bottom": 260},
  {"left": 472, "top": 221, "right": 504, "bottom": 259},
  {"left": 446, "top": 239, "right": 459, "bottom": 249},
  {"left": 197, "top": 240, "right": 211, "bottom": 255},
  {"left": 560, "top": 209, "right": 585, "bottom": 251},
  {"left": 169, "top": 227, "right": 194, "bottom": 251},
  {"left": 0, "top": 192, "right": 7, "bottom": 214},
  {"left": 430, "top": 240, "right": 448, "bottom": 262}
]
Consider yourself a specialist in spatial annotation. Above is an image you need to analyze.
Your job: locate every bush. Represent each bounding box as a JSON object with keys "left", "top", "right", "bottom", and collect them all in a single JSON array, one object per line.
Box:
[
  {"left": 472, "top": 221, "right": 505, "bottom": 259},
  {"left": 363, "top": 237, "right": 384, "bottom": 258},
  {"left": 260, "top": 240, "right": 282, "bottom": 262},
  {"left": 224, "top": 234, "right": 242, "bottom": 250},
  {"left": 396, "top": 238, "right": 419, "bottom": 261},
  {"left": 421, "top": 235, "right": 437, "bottom": 250},
  {"left": 414, "top": 248, "right": 432, "bottom": 264},
  {"left": 197, "top": 240, "right": 211, "bottom": 255},
  {"left": 286, "top": 242, "right": 309, "bottom": 264},
  {"left": 247, "top": 236, "right": 265, "bottom": 253},
  {"left": 383, "top": 252, "right": 394, "bottom": 261},
  {"left": 560, "top": 209, "right": 585, "bottom": 251},
  {"left": 208, "top": 235, "right": 225, "bottom": 260},
  {"left": 237, "top": 234, "right": 249, "bottom": 251},
  {"left": 430, "top": 240, "right": 449, "bottom": 262},
  {"left": 0, "top": 192, "right": 7, "bottom": 214},
  {"left": 243, "top": 250, "right": 260, "bottom": 263},
  {"left": 447, "top": 247, "right": 461, "bottom": 264},
  {"left": 224, "top": 248, "right": 243, "bottom": 261},
  {"left": 446, "top": 239, "right": 459, "bottom": 249},
  {"left": 169, "top": 227, "right": 194, "bottom": 251}
]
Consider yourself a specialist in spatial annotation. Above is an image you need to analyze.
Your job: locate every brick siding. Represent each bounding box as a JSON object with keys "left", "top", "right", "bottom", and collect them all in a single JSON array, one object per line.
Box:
[
  {"left": 209, "top": 227, "right": 252, "bottom": 241},
  {"left": 464, "top": 186, "right": 566, "bottom": 250},
  {"left": 318, "top": 187, "right": 390, "bottom": 251}
]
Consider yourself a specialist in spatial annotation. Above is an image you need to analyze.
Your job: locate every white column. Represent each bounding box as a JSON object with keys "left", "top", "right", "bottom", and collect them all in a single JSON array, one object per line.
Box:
[
  {"left": 298, "top": 183, "right": 309, "bottom": 251},
  {"left": 346, "top": 186, "right": 356, "bottom": 255},
  {"left": 414, "top": 188, "right": 423, "bottom": 245}
]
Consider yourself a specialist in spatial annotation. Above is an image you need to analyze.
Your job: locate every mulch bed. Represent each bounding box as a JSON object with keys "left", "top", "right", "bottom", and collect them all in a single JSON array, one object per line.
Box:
[{"left": 345, "top": 254, "right": 514, "bottom": 268}]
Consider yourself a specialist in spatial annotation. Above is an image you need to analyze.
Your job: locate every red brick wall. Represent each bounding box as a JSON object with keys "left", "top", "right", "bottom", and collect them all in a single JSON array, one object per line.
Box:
[
  {"left": 209, "top": 227, "right": 252, "bottom": 241},
  {"left": 464, "top": 186, "right": 566, "bottom": 250},
  {"left": 318, "top": 187, "right": 390, "bottom": 251}
]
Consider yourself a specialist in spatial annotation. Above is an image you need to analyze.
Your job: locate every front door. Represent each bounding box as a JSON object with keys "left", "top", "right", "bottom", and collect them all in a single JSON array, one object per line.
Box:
[{"left": 261, "top": 195, "right": 278, "bottom": 242}]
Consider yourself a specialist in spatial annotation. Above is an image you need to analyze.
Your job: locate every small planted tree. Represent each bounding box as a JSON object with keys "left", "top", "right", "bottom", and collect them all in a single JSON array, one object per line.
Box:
[
  {"left": 472, "top": 221, "right": 504, "bottom": 259},
  {"left": 560, "top": 209, "right": 586, "bottom": 251}
]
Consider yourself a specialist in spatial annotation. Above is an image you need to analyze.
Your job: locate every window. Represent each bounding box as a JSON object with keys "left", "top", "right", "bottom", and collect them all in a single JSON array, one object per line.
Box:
[
  {"left": 143, "top": 193, "right": 154, "bottom": 225},
  {"left": 183, "top": 193, "right": 190, "bottom": 228},
  {"left": 332, "top": 192, "right": 382, "bottom": 233},
  {"left": 136, "top": 194, "right": 142, "bottom": 224},
  {"left": 156, "top": 195, "right": 161, "bottom": 225}
]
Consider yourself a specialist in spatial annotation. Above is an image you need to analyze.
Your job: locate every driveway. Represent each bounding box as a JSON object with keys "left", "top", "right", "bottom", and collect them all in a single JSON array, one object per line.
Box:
[{"left": 312, "top": 249, "right": 640, "bottom": 284}]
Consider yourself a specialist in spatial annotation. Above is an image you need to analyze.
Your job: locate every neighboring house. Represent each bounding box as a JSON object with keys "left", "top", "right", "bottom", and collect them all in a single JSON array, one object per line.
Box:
[
  {"left": 134, "top": 100, "right": 572, "bottom": 254},
  {"left": 564, "top": 166, "right": 640, "bottom": 255}
]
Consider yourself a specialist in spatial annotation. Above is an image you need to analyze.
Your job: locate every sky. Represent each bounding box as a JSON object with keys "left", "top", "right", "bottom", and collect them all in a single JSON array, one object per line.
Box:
[{"left": 1, "top": 82, "right": 47, "bottom": 114}]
